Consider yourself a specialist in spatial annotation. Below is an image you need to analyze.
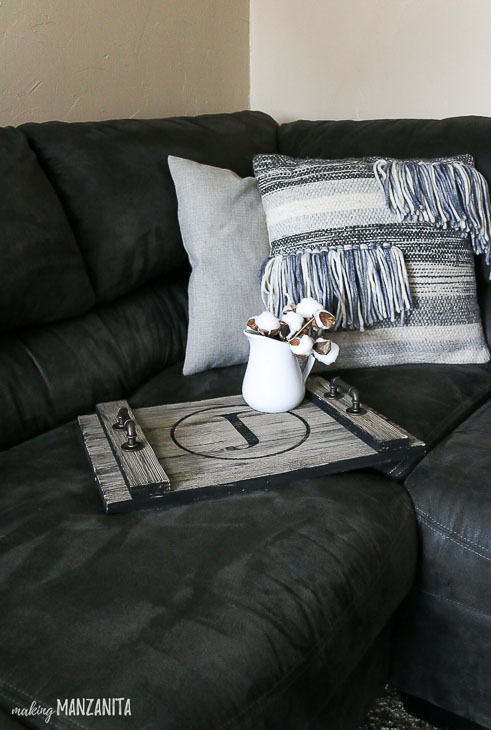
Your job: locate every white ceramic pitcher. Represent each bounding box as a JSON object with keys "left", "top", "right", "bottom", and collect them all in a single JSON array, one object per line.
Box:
[{"left": 242, "top": 330, "right": 315, "bottom": 413}]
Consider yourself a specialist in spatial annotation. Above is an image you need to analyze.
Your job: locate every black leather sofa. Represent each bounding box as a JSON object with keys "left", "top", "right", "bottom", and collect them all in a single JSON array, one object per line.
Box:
[{"left": 0, "top": 111, "right": 489, "bottom": 730}]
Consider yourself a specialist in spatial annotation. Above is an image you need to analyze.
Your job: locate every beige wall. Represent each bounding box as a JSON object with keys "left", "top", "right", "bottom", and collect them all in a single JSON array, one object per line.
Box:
[
  {"left": 250, "top": 0, "right": 491, "bottom": 122},
  {"left": 0, "top": 0, "right": 249, "bottom": 126}
]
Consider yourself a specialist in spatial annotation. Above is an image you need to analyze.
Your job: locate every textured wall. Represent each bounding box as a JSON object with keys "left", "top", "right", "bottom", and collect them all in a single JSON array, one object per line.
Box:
[
  {"left": 0, "top": 0, "right": 249, "bottom": 125},
  {"left": 250, "top": 0, "right": 491, "bottom": 122}
]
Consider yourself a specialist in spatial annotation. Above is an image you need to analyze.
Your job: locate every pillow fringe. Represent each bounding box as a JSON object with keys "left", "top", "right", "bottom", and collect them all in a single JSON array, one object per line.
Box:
[
  {"left": 260, "top": 245, "right": 412, "bottom": 330},
  {"left": 374, "top": 159, "right": 491, "bottom": 270}
]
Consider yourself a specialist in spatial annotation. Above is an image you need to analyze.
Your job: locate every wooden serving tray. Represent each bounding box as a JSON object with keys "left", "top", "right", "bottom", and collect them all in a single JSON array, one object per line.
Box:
[{"left": 79, "top": 376, "right": 424, "bottom": 513}]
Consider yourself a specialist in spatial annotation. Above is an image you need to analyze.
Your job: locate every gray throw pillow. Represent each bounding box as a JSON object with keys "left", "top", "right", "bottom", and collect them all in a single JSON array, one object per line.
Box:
[{"left": 168, "top": 156, "right": 270, "bottom": 375}]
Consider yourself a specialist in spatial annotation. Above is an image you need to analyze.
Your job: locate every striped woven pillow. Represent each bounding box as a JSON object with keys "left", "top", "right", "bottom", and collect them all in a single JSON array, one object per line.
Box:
[{"left": 253, "top": 153, "right": 490, "bottom": 368}]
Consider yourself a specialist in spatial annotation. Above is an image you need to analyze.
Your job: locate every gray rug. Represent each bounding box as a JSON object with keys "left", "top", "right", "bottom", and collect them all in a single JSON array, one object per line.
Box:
[{"left": 361, "top": 688, "right": 439, "bottom": 730}]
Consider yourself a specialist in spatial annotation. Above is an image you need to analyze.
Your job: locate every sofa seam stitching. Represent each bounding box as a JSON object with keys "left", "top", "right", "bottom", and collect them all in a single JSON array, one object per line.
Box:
[
  {"left": 415, "top": 508, "right": 491, "bottom": 555},
  {"left": 418, "top": 518, "right": 491, "bottom": 562},
  {"left": 417, "top": 588, "right": 491, "bottom": 619}
]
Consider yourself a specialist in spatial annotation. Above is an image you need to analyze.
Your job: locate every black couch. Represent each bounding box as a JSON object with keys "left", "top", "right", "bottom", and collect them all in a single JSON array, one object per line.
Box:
[{"left": 0, "top": 111, "right": 489, "bottom": 730}]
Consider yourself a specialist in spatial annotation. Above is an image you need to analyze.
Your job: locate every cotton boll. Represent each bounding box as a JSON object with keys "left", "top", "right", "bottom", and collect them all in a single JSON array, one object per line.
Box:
[
  {"left": 313, "top": 340, "right": 339, "bottom": 365},
  {"left": 280, "top": 310, "right": 305, "bottom": 337},
  {"left": 296, "top": 297, "right": 324, "bottom": 318},
  {"left": 313, "top": 309, "right": 336, "bottom": 330},
  {"left": 254, "top": 311, "right": 281, "bottom": 335},
  {"left": 313, "top": 337, "right": 331, "bottom": 355},
  {"left": 290, "top": 334, "right": 314, "bottom": 357}
]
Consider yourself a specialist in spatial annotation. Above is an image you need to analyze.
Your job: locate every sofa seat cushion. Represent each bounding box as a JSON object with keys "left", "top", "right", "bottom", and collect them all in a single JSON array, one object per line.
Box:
[
  {"left": 391, "top": 399, "right": 491, "bottom": 729},
  {"left": 130, "top": 361, "right": 491, "bottom": 480},
  {"left": 0, "top": 419, "right": 416, "bottom": 729},
  {"left": 332, "top": 362, "right": 491, "bottom": 480}
]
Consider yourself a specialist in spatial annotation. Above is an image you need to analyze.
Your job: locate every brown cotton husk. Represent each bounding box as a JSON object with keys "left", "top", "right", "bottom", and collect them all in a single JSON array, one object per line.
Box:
[
  {"left": 313, "top": 309, "right": 336, "bottom": 330},
  {"left": 279, "top": 322, "right": 290, "bottom": 340},
  {"left": 313, "top": 338, "right": 332, "bottom": 356}
]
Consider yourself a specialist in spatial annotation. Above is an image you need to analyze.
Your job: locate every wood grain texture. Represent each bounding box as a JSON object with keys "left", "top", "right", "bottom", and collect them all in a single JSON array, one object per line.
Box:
[
  {"left": 96, "top": 400, "right": 170, "bottom": 490},
  {"left": 81, "top": 391, "right": 425, "bottom": 513},
  {"left": 133, "top": 395, "right": 378, "bottom": 492},
  {"left": 78, "top": 414, "right": 132, "bottom": 511},
  {"left": 307, "top": 376, "right": 414, "bottom": 450}
]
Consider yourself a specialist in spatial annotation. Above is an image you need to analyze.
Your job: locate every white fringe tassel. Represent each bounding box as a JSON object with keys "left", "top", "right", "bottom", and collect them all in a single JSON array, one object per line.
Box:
[
  {"left": 260, "top": 244, "right": 412, "bottom": 329},
  {"left": 374, "top": 158, "right": 491, "bottom": 268}
]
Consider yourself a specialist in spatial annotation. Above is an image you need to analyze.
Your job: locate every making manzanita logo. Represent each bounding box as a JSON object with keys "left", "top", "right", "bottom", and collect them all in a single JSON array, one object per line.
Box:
[
  {"left": 12, "top": 701, "right": 54, "bottom": 724},
  {"left": 12, "top": 697, "right": 132, "bottom": 724}
]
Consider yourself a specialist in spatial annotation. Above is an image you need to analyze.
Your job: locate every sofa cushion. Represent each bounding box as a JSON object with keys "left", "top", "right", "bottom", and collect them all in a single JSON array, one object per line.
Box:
[
  {"left": 0, "top": 419, "right": 416, "bottom": 730},
  {"left": 334, "top": 362, "right": 491, "bottom": 480},
  {"left": 0, "top": 126, "right": 95, "bottom": 331},
  {"left": 278, "top": 116, "right": 491, "bottom": 187},
  {"left": 0, "top": 708, "right": 26, "bottom": 729},
  {"left": 21, "top": 111, "right": 278, "bottom": 302},
  {"left": 391, "top": 399, "right": 491, "bottom": 729},
  {"left": 0, "top": 271, "right": 188, "bottom": 451},
  {"left": 130, "top": 362, "right": 491, "bottom": 482}
]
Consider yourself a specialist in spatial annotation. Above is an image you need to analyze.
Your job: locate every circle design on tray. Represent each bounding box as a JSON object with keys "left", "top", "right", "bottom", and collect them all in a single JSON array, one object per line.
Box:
[{"left": 170, "top": 404, "right": 310, "bottom": 461}]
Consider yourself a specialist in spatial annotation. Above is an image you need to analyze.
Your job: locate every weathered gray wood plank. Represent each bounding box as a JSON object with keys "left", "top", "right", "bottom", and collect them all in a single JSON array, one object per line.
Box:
[
  {"left": 79, "top": 414, "right": 132, "bottom": 511},
  {"left": 96, "top": 400, "right": 170, "bottom": 490},
  {"left": 80, "top": 393, "right": 425, "bottom": 512},
  {"left": 133, "top": 395, "right": 378, "bottom": 492},
  {"left": 307, "top": 376, "right": 410, "bottom": 450}
]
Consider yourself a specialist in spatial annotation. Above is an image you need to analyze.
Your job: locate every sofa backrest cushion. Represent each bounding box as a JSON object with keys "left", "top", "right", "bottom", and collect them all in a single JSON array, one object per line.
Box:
[
  {"left": 21, "top": 111, "right": 278, "bottom": 302},
  {"left": 278, "top": 116, "right": 491, "bottom": 348},
  {"left": 0, "top": 127, "right": 96, "bottom": 332},
  {"left": 278, "top": 116, "right": 491, "bottom": 182},
  {"left": 0, "top": 271, "right": 188, "bottom": 450},
  {"left": 0, "top": 111, "right": 278, "bottom": 450}
]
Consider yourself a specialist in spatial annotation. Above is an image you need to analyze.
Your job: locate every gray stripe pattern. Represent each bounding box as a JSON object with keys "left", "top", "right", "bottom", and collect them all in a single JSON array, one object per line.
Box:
[{"left": 253, "top": 153, "right": 489, "bottom": 366}]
